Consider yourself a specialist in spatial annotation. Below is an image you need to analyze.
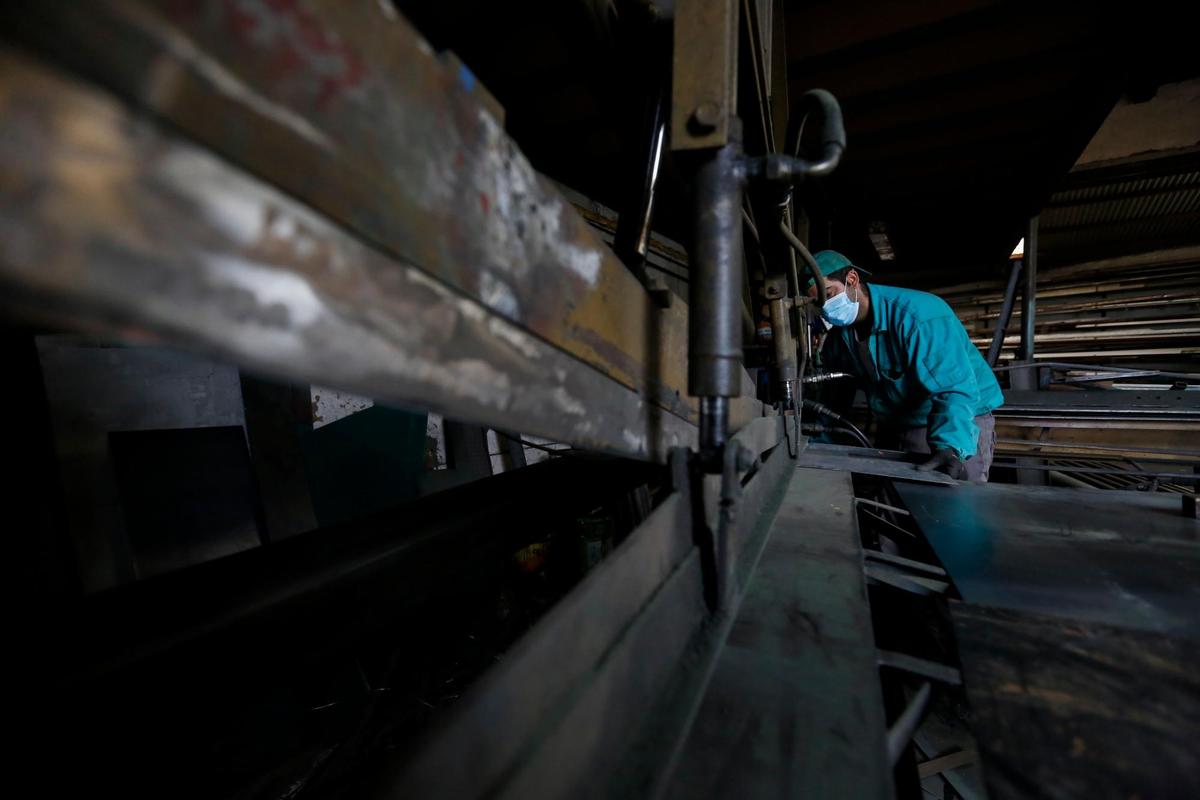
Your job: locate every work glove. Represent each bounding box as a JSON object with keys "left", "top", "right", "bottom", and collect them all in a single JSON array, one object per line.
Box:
[{"left": 916, "top": 448, "right": 966, "bottom": 480}]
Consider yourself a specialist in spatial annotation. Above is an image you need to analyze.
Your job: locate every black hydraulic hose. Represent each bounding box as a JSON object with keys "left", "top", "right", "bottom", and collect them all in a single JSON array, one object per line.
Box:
[
  {"left": 803, "top": 399, "right": 870, "bottom": 447},
  {"left": 802, "top": 423, "right": 871, "bottom": 448},
  {"left": 787, "top": 88, "right": 846, "bottom": 175},
  {"left": 780, "top": 221, "right": 826, "bottom": 306}
]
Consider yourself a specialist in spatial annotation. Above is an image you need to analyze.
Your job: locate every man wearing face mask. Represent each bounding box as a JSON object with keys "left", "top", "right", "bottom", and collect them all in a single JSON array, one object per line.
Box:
[{"left": 806, "top": 250, "right": 1003, "bottom": 481}]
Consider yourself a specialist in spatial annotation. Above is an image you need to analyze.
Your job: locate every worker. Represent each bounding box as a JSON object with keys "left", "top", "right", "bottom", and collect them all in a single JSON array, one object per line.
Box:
[{"left": 807, "top": 250, "right": 1003, "bottom": 482}]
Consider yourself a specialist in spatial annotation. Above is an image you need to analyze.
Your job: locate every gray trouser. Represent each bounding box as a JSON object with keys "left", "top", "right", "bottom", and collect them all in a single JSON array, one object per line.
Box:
[{"left": 883, "top": 413, "right": 996, "bottom": 483}]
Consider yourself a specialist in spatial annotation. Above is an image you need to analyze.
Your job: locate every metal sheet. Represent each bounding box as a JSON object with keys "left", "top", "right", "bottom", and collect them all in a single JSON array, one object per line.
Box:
[
  {"left": 898, "top": 482, "right": 1200, "bottom": 636},
  {"left": 5, "top": 0, "right": 698, "bottom": 419},
  {"left": 671, "top": 0, "right": 738, "bottom": 151},
  {"left": 0, "top": 51, "right": 696, "bottom": 462},
  {"left": 793, "top": 450, "right": 958, "bottom": 485},
  {"left": 952, "top": 603, "right": 1200, "bottom": 800},
  {"left": 662, "top": 468, "right": 893, "bottom": 800},
  {"left": 382, "top": 421, "right": 796, "bottom": 799}
]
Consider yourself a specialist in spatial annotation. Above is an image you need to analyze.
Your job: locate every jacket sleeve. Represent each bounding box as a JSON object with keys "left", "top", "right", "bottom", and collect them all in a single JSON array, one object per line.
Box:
[{"left": 908, "top": 317, "right": 981, "bottom": 459}]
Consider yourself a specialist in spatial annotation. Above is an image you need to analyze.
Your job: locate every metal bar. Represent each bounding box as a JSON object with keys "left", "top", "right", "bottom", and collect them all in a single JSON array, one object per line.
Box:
[
  {"left": 1021, "top": 215, "right": 1039, "bottom": 362},
  {"left": 987, "top": 257, "right": 1022, "bottom": 366},
  {"left": 989, "top": 461, "right": 1200, "bottom": 483},
  {"left": 877, "top": 650, "right": 963, "bottom": 686},
  {"left": 0, "top": 52, "right": 696, "bottom": 462},
  {"left": 863, "top": 550, "right": 946, "bottom": 577},
  {"left": 50, "top": 455, "right": 659, "bottom": 685},
  {"left": 995, "top": 438, "right": 1200, "bottom": 459},
  {"left": 998, "top": 391, "right": 1200, "bottom": 417},
  {"left": 865, "top": 563, "right": 950, "bottom": 595},
  {"left": 614, "top": 40, "right": 670, "bottom": 273},
  {"left": 917, "top": 749, "right": 978, "bottom": 780},
  {"left": 671, "top": 0, "right": 739, "bottom": 151},
  {"left": 995, "top": 361, "right": 1200, "bottom": 380},
  {"left": 887, "top": 683, "right": 932, "bottom": 767},
  {"left": 855, "top": 497, "right": 912, "bottom": 516},
  {"left": 4, "top": 0, "right": 697, "bottom": 420},
  {"left": 794, "top": 451, "right": 958, "bottom": 485}
]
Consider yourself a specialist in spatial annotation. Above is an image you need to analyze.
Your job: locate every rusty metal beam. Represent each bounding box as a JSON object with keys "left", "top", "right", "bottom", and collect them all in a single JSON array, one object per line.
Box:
[
  {"left": 381, "top": 417, "right": 793, "bottom": 799},
  {"left": 672, "top": 0, "right": 739, "bottom": 151},
  {"left": 0, "top": 51, "right": 697, "bottom": 461},
  {"left": 4, "top": 0, "right": 698, "bottom": 420}
]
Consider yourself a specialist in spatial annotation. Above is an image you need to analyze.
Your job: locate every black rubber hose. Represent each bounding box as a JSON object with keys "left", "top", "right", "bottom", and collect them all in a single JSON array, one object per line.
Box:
[{"left": 802, "top": 399, "right": 871, "bottom": 447}]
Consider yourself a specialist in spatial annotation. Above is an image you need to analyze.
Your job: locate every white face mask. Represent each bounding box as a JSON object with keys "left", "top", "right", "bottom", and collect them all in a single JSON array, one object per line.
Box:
[{"left": 820, "top": 282, "right": 860, "bottom": 327}]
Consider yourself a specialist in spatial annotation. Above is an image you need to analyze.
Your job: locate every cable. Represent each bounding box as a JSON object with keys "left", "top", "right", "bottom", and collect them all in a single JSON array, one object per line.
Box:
[
  {"left": 496, "top": 431, "right": 573, "bottom": 457},
  {"left": 802, "top": 423, "right": 871, "bottom": 448},
  {"left": 802, "top": 399, "right": 871, "bottom": 447}
]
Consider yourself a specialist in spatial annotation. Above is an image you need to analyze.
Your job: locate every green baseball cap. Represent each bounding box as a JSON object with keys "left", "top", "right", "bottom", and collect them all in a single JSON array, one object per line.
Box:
[{"left": 806, "top": 249, "right": 872, "bottom": 288}]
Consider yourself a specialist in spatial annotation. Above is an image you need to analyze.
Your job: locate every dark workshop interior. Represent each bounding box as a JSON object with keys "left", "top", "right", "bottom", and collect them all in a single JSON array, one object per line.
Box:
[{"left": 3, "top": 2, "right": 1198, "bottom": 798}]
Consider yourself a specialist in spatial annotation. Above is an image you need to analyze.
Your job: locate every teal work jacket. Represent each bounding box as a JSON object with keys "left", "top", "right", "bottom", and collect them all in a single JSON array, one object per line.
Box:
[{"left": 822, "top": 283, "right": 1003, "bottom": 459}]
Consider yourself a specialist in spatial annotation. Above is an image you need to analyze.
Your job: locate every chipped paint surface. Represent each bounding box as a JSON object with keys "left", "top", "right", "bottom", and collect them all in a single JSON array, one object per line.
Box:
[
  {"left": 0, "top": 44, "right": 702, "bottom": 462},
  {"left": 311, "top": 386, "right": 373, "bottom": 429},
  {"left": 479, "top": 270, "right": 520, "bottom": 318},
  {"left": 18, "top": 1, "right": 697, "bottom": 420},
  {"left": 134, "top": 3, "right": 336, "bottom": 152},
  {"left": 474, "top": 109, "right": 601, "bottom": 288}
]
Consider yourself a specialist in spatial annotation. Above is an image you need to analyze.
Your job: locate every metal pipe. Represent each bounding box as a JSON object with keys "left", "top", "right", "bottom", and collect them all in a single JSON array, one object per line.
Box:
[
  {"left": 1020, "top": 216, "right": 1039, "bottom": 361},
  {"left": 614, "top": 42, "right": 669, "bottom": 268},
  {"left": 689, "top": 124, "right": 745, "bottom": 461},
  {"left": 780, "top": 220, "right": 826, "bottom": 305},
  {"left": 988, "top": 460, "right": 1200, "bottom": 482},
  {"left": 768, "top": 297, "right": 797, "bottom": 392},
  {"left": 887, "top": 683, "right": 932, "bottom": 767},
  {"left": 800, "top": 372, "right": 852, "bottom": 383},
  {"left": 700, "top": 397, "right": 730, "bottom": 453},
  {"left": 987, "top": 258, "right": 1023, "bottom": 367},
  {"left": 994, "top": 361, "right": 1200, "bottom": 381},
  {"left": 614, "top": 114, "right": 666, "bottom": 265},
  {"left": 777, "top": 88, "right": 847, "bottom": 180}
]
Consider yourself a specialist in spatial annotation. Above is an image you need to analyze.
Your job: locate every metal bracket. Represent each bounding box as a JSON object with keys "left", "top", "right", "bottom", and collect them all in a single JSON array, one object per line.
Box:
[
  {"left": 671, "top": 0, "right": 738, "bottom": 151},
  {"left": 877, "top": 649, "right": 963, "bottom": 686}
]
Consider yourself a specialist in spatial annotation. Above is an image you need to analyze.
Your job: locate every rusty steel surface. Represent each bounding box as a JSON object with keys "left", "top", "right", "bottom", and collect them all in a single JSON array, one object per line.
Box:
[
  {"left": 0, "top": 51, "right": 696, "bottom": 462},
  {"left": 5, "top": 0, "right": 697, "bottom": 420},
  {"left": 671, "top": 0, "right": 739, "bottom": 151},
  {"left": 381, "top": 419, "right": 793, "bottom": 800}
]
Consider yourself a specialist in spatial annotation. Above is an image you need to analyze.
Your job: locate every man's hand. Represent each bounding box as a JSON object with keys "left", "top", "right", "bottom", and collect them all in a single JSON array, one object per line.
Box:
[{"left": 917, "top": 448, "right": 966, "bottom": 480}]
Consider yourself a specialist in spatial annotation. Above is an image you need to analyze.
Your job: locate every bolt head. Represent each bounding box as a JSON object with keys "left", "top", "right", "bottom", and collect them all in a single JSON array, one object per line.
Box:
[{"left": 690, "top": 102, "right": 722, "bottom": 133}]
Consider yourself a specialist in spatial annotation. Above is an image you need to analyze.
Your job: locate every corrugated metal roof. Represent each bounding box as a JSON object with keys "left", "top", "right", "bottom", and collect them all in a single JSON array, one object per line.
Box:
[{"left": 1040, "top": 160, "right": 1200, "bottom": 262}]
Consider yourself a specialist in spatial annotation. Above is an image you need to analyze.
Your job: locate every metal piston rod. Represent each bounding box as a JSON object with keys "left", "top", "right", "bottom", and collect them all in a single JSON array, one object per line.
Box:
[{"left": 690, "top": 129, "right": 747, "bottom": 462}]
